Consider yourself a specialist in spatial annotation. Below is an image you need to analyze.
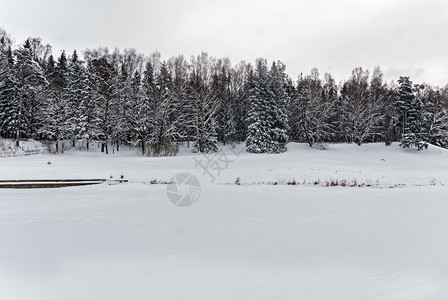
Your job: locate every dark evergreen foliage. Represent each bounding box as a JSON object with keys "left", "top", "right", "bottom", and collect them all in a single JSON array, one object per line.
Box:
[{"left": 396, "top": 77, "right": 428, "bottom": 150}]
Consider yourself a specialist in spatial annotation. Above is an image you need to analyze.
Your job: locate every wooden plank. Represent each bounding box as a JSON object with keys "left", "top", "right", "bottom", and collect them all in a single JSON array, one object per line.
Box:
[
  {"left": 0, "top": 179, "right": 105, "bottom": 183},
  {"left": 0, "top": 179, "right": 128, "bottom": 189},
  {"left": 0, "top": 182, "right": 103, "bottom": 189}
]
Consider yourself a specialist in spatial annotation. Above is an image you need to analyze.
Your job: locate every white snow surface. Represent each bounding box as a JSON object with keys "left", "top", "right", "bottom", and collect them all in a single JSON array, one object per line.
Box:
[{"left": 0, "top": 142, "right": 448, "bottom": 299}]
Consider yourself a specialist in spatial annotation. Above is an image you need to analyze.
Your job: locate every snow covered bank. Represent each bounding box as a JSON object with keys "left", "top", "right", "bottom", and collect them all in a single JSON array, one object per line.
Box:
[
  {"left": 0, "top": 139, "right": 45, "bottom": 157},
  {"left": 1, "top": 142, "right": 447, "bottom": 188}
]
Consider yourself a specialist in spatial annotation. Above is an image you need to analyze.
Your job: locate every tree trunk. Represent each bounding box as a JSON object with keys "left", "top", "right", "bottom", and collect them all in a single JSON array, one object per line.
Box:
[
  {"left": 16, "top": 68, "right": 25, "bottom": 148},
  {"left": 303, "top": 123, "right": 313, "bottom": 147}
]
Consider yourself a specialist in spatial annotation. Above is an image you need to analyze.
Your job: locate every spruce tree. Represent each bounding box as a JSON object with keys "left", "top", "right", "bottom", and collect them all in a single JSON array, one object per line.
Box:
[
  {"left": 396, "top": 76, "right": 427, "bottom": 150},
  {"left": 246, "top": 58, "right": 272, "bottom": 153},
  {"left": 88, "top": 55, "right": 117, "bottom": 154},
  {"left": 67, "top": 50, "right": 97, "bottom": 149},
  {"left": 134, "top": 61, "right": 156, "bottom": 154},
  {"left": 231, "top": 62, "right": 252, "bottom": 142},
  {"left": 268, "top": 61, "right": 289, "bottom": 152},
  {"left": 246, "top": 59, "right": 289, "bottom": 153},
  {"left": 13, "top": 39, "right": 46, "bottom": 146},
  {"left": 422, "top": 87, "right": 448, "bottom": 148},
  {"left": 39, "top": 51, "right": 70, "bottom": 153},
  {"left": 0, "top": 46, "right": 19, "bottom": 138},
  {"left": 211, "top": 60, "right": 239, "bottom": 146}
]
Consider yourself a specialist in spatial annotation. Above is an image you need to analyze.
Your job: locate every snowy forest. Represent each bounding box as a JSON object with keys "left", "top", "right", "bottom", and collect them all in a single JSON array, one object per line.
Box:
[{"left": 1, "top": 29, "right": 448, "bottom": 155}]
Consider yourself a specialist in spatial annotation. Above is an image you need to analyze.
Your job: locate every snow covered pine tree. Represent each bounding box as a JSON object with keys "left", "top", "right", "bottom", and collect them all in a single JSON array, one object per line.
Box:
[
  {"left": 246, "top": 59, "right": 289, "bottom": 153},
  {"left": 396, "top": 76, "right": 428, "bottom": 150}
]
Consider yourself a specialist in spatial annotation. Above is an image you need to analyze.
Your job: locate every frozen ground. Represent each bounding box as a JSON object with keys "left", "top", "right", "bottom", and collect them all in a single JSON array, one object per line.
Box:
[{"left": 0, "top": 142, "right": 448, "bottom": 299}]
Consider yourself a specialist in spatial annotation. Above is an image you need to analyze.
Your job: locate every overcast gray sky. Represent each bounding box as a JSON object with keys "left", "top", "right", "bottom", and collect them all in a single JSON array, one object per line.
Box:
[{"left": 1, "top": 0, "right": 448, "bottom": 86}]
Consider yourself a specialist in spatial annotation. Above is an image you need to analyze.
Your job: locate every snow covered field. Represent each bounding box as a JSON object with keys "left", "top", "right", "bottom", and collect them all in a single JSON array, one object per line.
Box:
[{"left": 1, "top": 142, "right": 448, "bottom": 299}]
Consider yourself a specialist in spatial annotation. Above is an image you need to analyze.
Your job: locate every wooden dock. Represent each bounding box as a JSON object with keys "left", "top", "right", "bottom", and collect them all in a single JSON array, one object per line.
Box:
[{"left": 0, "top": 179, "right": 128, "bottom": 189}]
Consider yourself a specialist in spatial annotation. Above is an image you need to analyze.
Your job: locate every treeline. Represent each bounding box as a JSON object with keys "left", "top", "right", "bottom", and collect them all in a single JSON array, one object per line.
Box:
[{"left": 1, "top": 29, "right": 447, "bottom": 155}]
